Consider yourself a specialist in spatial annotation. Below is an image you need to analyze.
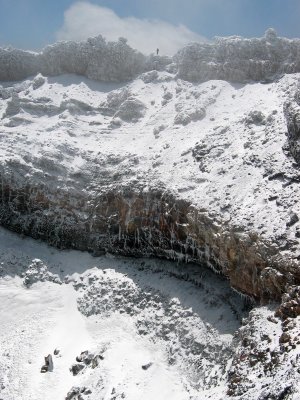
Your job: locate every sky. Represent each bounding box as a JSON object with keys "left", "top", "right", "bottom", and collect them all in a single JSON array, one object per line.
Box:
[{"left": 0, "top": 0, "right": 300, "bottom": 54}]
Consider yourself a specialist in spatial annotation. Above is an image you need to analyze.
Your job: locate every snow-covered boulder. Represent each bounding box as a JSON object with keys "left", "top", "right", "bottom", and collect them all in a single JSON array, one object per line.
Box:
[
  {"left": 174, "top": 107, "right": 206, "bottom": 125},
  {"left": 2, "top": 93, "right": 20, "bottom": 118},
  {"left": 23, "top": 259, "right": 61, "bottom": 287},
  {"left": 32, "top": 74, "right": 46, "bottom": 90},
  {"left": 115, "top": 97, "right": 146, "bottom": 122}
]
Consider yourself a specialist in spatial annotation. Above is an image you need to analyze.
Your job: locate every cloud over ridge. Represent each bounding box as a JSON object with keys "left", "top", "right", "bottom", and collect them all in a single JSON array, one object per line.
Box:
[{"left": 56, "top": 1, "right": 207, "bottom": 55}]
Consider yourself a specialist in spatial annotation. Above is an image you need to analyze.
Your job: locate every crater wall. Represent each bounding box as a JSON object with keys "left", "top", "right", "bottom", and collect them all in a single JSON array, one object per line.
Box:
[{"left": 0, "top": 169, "right": 297, "bottom": 301}]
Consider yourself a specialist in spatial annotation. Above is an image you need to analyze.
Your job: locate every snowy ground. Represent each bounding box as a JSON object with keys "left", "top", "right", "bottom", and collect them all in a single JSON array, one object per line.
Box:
[{"left": 0, "top": 227, "right": 247, "bottom": 400}]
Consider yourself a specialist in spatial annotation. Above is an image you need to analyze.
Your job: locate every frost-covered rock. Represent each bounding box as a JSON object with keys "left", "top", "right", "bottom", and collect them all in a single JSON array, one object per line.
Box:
[
  {"left": 2, "top": 93, "right": 20, "bottom": 118},
  {"left": 102, "top": 87, "right": 131, "bottom": 115},
  {"left": 0, "top": 36, "right": 147, "bottom": 83},
  {"left": 174, "top": 107, "right": 206, "bottom": 125},
  {"left": 228, "top": 306, "right": 300, "bottom": 399},
  {"left": 2, "top": 31, "right": 300, "bottom": 84},
  {"left": 245, "top": 110, "right": 266, "bottom": 126},
  {"left": 175, "top": 29, "right": 300, "bottom": 83},
  {"left": 83, "top": 37, "right": 146, "bottom": 82},
  {"left": 23, "top": 259, "right": 61, "bottom": 287},
  {"left": 144, "top": 54, "right": 173, "bottom": 72},
  {"left": 65, "top": 386, "right": 92, "bottom": 400},
  {"left": 0, "top": 86, "right": 14, "bottom": 100},
  {"left": 162, "top": 88, "right": 173, "bottom": 103},
  {"left": 0, "top": 48, "right": 39, "bottom": 81},
  {"left": 32, "top": 74, "right": 46, "bottom": 90},
  {"left": 115, "top": 97, "right": 146, "bottom": 122},
  {"left": 140, "top": 70, "right": 159, "bottom": 83},
  {"left": 60, "top": 98, "right": 95, "bottom": 115},
  {"left": 101, "top": 87, "right": 146, "bottom": 122}
]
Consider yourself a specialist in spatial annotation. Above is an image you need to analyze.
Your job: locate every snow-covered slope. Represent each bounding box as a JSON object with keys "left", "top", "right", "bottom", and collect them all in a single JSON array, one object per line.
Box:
[{"left": 1, "top": 33, "right": 300, "bottom": 399}]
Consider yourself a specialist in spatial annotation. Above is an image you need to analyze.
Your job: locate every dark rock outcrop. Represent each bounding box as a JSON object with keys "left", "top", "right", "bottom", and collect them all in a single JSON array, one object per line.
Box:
[
  {"left": 40, "top": 354, "right": 53, "bottom": 373},
  {"left": 70, "top": 350, "right": 103, "bottom": 376},
  {"left": 70, "top": 363, "right": 85, "bottom": 376},
  {"left": 65, "top": 386, "right": 91, "bottom": 400},
  {"left": 284, "top": 97, "right": 300, "bottom": 165},
  {"left": 275, "top": 285, "right": 300, "bottom": 320}
]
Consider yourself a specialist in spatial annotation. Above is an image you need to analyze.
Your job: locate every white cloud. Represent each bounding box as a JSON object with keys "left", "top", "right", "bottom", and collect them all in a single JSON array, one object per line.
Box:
[{"left": 56, "top": 1, "right": 207, "bottom": 55}]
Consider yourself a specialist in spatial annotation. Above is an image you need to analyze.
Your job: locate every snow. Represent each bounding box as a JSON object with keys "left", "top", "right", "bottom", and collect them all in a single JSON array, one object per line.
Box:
[
  {"left": 0, "top": 227, "right": 246, "bottom": 400},
  {"left": 1, "top": 33, "right": 300, "bottom": 399}
]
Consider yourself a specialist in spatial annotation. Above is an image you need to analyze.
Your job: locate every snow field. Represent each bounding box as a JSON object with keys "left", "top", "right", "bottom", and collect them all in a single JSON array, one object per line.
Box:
[{"left": 0, "top": 227, "right": 246, "bottom": 400}]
